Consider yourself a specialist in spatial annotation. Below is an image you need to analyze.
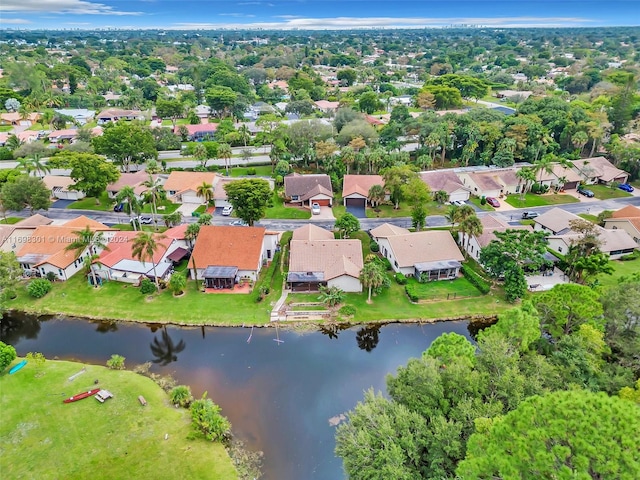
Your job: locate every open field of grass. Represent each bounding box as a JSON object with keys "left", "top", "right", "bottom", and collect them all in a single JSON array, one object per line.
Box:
[
  {"left": 505, "top": 193, "right": 579, "bottom": 208},
  {"left": 0, "top": 360, "right": 236, "bottom": 480},
  {"left": 8, "top": 267, "right": 281, "bottom": 325},
  {"left": 588, "top": 184, "right": 632, "bottom": 200}
]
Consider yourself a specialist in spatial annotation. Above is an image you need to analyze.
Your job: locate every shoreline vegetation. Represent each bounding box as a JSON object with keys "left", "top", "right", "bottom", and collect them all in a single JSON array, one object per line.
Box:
[{"left": 0, "top": 359, "right": 238, "bottom": 480}]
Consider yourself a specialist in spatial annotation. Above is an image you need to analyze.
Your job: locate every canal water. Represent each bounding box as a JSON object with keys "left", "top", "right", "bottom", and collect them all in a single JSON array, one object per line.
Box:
[{"left": 1, "top": 313, "right": 473, "bottom": 480}]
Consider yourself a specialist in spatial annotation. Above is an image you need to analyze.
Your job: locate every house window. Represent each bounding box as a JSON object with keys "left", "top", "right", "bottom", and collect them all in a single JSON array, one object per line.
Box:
[
  {"left": 267, "top": 249, "right": 272, "bottom": 259},
  {"left": 558, "top": 247, "right": 563, "bottom": 253},
  {"left": 58, "top": 269, "right": 63, "bottom": 276},
  {"left": 394, "top": 260, "right": 398, "bottom": 268}
]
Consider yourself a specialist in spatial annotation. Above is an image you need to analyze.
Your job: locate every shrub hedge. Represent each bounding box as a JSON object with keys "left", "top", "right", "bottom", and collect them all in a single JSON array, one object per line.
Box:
[{"left": 461, "top": 264, "right": 491, "bottom": 294}]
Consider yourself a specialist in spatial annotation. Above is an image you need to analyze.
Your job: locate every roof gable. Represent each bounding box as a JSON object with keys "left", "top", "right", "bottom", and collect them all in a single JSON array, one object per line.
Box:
[
  {"left": 284, "top": 174, "right": 332, "bottom": 197},
  {"left": 164, "top": 171, "right": 217, "bottom": 195},
  {"left": 386, "top": 231, "right": 464, "bottom": 268},
  {"left": 292, "top": 224, "right": 334, "bottom": 241},
  {"left": 370, "top": 223, "right": 410, "bottom": 238},
  {"left": 98, "top": 231, "right": 173, "bottom": 267},
  {"left": 289, "top": 239, "right": 363, "bottom": 280},
  {"left": 342, "top": 175, "right": 384, "bottom": 197},
  {"left": 190, "top": 226, "right": 265, "bottom": 271}
]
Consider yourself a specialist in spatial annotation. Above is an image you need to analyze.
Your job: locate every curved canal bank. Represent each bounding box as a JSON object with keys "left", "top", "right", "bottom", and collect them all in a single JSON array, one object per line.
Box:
[{"left": 1, "top": 312, "right": 476, "bottom": 480}]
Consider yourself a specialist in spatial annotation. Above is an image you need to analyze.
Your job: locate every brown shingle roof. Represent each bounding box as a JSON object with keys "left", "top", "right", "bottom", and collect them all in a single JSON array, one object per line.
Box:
[
  {"left": 292, "top": 224, "right": 334, "bottom": 241},
  {"left": 572, "top": 157, "right": 628, "bottom": 182},
  {"left": 106, "top": 171, "right": 150, "bottom": 193},
  {"left": 289, "top": 239, "right": 363, "bottom": 280},
  {"left": 387, "top": 231, "right": 464, "bottom": 268},
  {"left": 420, "top": 170, "right": 467, "bottom": 194},
  {"left": 534, "top": 207, "right": 580, "bottom": 234},
  {"left": 342, "top": 175, "right": 384, "bottom": 198},
  {"left": 164, "top": 171, "right": 217, "bottom": 195},
  {"left": 467, "top": 172, "right": 502, "bottom": 191},
  {"left": 189, "top": 226, "right": 265, "bottom": 271},
  {"left": 284, "top": 173, "right": 332, "bottom": 198},
  {"left": 476, "top": 215, "right": 532, "bottom": 248},
  {"left": 16, "top": 214, "right": 53, "bottom": 227}
]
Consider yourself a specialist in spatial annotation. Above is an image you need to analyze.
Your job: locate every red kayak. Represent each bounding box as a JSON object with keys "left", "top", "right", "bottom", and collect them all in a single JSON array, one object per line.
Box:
[{"left": 63, "top": 388, "right": 101, "bottom": 404}]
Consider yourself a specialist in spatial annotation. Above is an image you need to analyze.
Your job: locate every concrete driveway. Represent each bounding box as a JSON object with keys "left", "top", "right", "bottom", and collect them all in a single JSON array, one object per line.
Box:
[
  {"left": 51, "top": 199, "right": 74, "bottom": 208},
  {"left": 346, "top": 204, "right": 366, "bottom": 218},
  {"left": 312, "top": 206, "right": 335, "bottom": 220},
  {"left": 176, "top": 203, "right": 199, "bottom": 216}
]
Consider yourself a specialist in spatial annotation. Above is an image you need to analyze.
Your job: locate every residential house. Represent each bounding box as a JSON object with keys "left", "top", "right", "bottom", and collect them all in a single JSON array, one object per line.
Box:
[
  {"left": 94, "top": 231, "right": 180, "bottom": 284},
  {"left": 535, "top": 207, "right": 637, "bottom": 259},
  {"left": 459, "top": 215, "right": 531, "bottom": 261},
  {"left": 0, "top": 214, "right": 53, "bottom": 255},
  {"left": 370, "top": 223, "right": 465, "bottom": 279},
  {"left": 456, "top": 167, "right": 520, "bottom": 198},
  {"left": 495, "top": 90, "right": 533, "bottom": 101},
  {"left": 54, "top": 109, "right": 95, "bottom": 125},
  {"left": 284, "top": 173, "right": 333, "bottom": 207},
  {"left": 15, "top": 216, "right": 113, "bottom": 280},
  {"left": 48, "top": 129, "right": 78, "bottom": 144},
  {"left": 189, "top": 226, "right": 272, "bottom": 287},
  {"left": 420, "top": 170, "right": 470, "bottom": 203},
  {"left": 194, "top": 105, "right": 212, "bottom": 120},
  {"left": 287, "top": 224, "right": 363, "bottom": 292},
  {"left": 163, "top": 171, "right": 217, "bottom": 204},
  {"left": 212, "top": 175, "right": 235, "bottom": 208},
  {"left": 342, "top": 174, "right": 385, "bottom": 210},
  {"left": 244, "top": 102, "right": 275, "bottom": 120},
  {"left": 314, "top": 100, "right": 340, "bottom": 114},
  {"left": 571, "top": 157, "right": 629, "bottom": 185},
  {"left": 97, "top": 108, "right": 144, "bottom": 124},
  {"left": 41, "top": 175, "right": 85, "bottom": 201},
  {"left": 604, "top": 205, "right": 640, "bottom": 246},
  {"left": 106, "top": 171, "right": 152, "bottom": 200},
  {"left": 0, "top": 112, "right": 41, "bottom": 127},
  {"left": 174, "top": 123, "right": 217, "bottom": 141},
  {"left": 549, "top": 163, "right": 582, "bottom": 191}
]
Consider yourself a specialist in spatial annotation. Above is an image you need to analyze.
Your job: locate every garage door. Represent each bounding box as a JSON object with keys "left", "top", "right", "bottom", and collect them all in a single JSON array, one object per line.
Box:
[
  {"left": 345, "top": 198, "right": 366, "bottom": 208},
  {"left": 563, "top": 181, "right": 578, "bottom": 190},
  {"left": 315, "top": 199, "right": 331, "bottom": 206},
  {"left": 449, "top": 192, "right": 469, "bottom": 202}
]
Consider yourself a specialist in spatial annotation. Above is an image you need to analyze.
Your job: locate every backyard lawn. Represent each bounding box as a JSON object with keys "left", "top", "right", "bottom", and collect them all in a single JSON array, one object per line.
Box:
[
  {"left": 366, "top": 201, "right": 448, "bottom": 218},
  {"left": 595, "top": 255, "right": 640, "bottom": 288},
  {"left": 405, "top": 276, "right": 484, "bottom": 301},
  {"left": 0, "top": 360, "right": 237, "bottom": 480},
  {"left": 505, "top": 193, "right": 579, "bottom": 208}
]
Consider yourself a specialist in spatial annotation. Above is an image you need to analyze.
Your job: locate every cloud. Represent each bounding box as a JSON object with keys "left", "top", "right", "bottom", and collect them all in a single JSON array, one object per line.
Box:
[
  {"left": 218, "top": 13, "right": 256, "bottom": 18},
  {"left": 0, "top": 0, "right": 142, "bottom": 16},
  {"left": 171, "top": 15, "right": 594, "bottom": 30},
  {"left": 1, "top": 17, "right": 32, "bottom": 24}
]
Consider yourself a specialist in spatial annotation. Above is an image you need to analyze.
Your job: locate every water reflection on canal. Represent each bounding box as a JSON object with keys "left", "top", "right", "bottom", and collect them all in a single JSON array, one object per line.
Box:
[{"left": 1, "top": 314, "right": 472, "bottom": 480}]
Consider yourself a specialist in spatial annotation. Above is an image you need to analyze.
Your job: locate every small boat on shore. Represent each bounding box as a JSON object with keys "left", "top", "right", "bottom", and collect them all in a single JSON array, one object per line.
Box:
[
  {"left": 8, "top": 360, "right": 27, "bottom": 375},
  {"left": 63, "top": 388, "right": 101, "bottom": 403}
]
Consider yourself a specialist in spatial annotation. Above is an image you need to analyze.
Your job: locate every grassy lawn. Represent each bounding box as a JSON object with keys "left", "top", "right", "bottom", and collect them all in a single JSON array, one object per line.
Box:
[
  {"left": 229, "top": 165, "right": 273, "bottom": 177},
  {"left": 332, "top": 204, "right": 347, "bottom": 218},
  {"left": 578, "top": 213, "right": 599, "bottom": 223},
  {"left": 366, "top": 202, "right": 448, "bottom": 219},
  {"left": 588, "top": 184, "right": 632, "bottom": 200},
  {"left": 406, "top": 276, "right": 484, "bottom": 300},
  {"left": 505, "top": 193, "right": 578, "bottom": 208},
  {"left": 67, "top": 192, "right": 115, "bottom": 211},
  {"left": 0, "top": 360, "right": 236, "bottom": 480},
  {"left": 0, "top": 125, "right": 13, "bottom": 132},
  {"left": 140, "top": 199, "right": 180, "bottom": 215},
  {"left": 264, "top": 192, "right": 310, "bottom": 219},
  {"left": 468, "top": 197, "right": 495, "bottom": 211},
  {"left": 8, "top": 265, "right": 282, "bottom": 325},
  {"left": 595, "top": 255, "right": 640, "bottom": 288},
  {"left": 0, "top": 217, "right": 22, "bottom": 224},
  {"left": 351, "top": 230, "right": 372, "bottom": 258}
]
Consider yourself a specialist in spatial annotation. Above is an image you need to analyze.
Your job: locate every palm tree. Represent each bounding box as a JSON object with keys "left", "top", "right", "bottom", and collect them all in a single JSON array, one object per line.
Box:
[
  {"left": 64, "top": 226, "right": 110, "bottom": 287},
  {"left": 185, "top": 223, "right": 200, "bottom": 250},
  {"left": 131, "top": 231, "right": 167, "bottom": 291},
  {"left": 29, "top": 154, "right": 51, "bottom": 178},
  {"left": 193, "top": 143, "right": 209, "bottom": 169},
  {"left": 195, "top": 181, "right": 214, "bottom": 204},
  {"left": 238, "top": 124, "right": 251, "bottom": 147},
  {"left": 218, "top": 143, "right": 232, "bottom": 176},
  {"left": 360, "top": 261, "right": 386, "bottom": 303},
  {"left": 368, "top": 184, "right": 385, "bottom": 209},
  {"left": 572, "top": 131, "right": 589, "bottom": 156},
  {"left": 459, "top": 215, "right": 483, "bottom": 255},
  {"left": 115, "top": 186, "right": 141, "bottom": 231},
  {"left": 142, "top": 175, "right": 165, "bottom": 231},
  {"left": 516, "top": 167, "right": 536, "bottom": 200},
  {"left": 164, "top": 211, "right": 182, "bottom": 228}
]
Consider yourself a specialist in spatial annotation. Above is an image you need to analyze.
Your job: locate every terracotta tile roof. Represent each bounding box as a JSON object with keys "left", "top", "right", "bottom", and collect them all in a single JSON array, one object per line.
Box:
[
  {"left": 284, "top": 173, "right": 332, "bottom": 198},
  {"left": 572, "top": 157, "right": 628, "bottom": 182},
  {"left": 314, "top": 100, "right": 340, "bottom": 110},
  {"left": 300, "top": 184, "right": 333, "bottom": 202},
  {"left": 342, "top": 175, "right": 384, "bottom": 198},
  {"left": 420, "top": 171, "right": 467, "bottom": 194},
  {"left": 292, "top": 224, "right": 334, "bottom": 241},
  {"left": 189, "top": 225, "right": 265, "bottom": 271},
  {"left": 370, "top": 223, "right": 410, "bottom": 238},
  {"left": 63, "top": 215, "right": 110, "bottom": 230},
  {"left": 213, "top": 175, "right": 235, "bottom": 200},
  {"left": 164, "top": 171, "right": 217, "bottom": 196},
  {"left": 612, "top": 205, "right": 640, "bottom": 219},
  {"left": 98, "top": 231, "right": 173, "bottom": 267},
  {"left": 387, "top": 231, "right": 464, "bottom": 268},
  {"left": 16, "top": 214, "right": 53, "bottom": 227},
  {"left": 48, "top": 129, "right": 78, "bottom": 140},
  {"left": 289, "top": 239, "right": 363, "bottom": 280},
  {"left": 173, "top": 123, "right": 218, "bottom": 135},
  {"left": 164, "top": 224, "right": 189, "bottom": 240}
]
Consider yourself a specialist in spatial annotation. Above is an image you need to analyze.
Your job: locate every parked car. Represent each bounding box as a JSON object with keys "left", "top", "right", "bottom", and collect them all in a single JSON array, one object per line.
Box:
[
  {"left": 618, "top": 183, "right": 635, "bottom": 192},
  {"left": 311, "top": 202, "right": 321, "bottom": 215},
  {"left": 577, "top": 186, "right": 595, "bottom": 197},
  {"left": 113, "top": 203, "right": 125, "bottom": 212},
  {"left": 229, "top": 219, "right": 248, "bottom": 226},
  {"left": 452, "top": 200, "right": 466, "bottom": 207},
  {"left": 222, "top": 205, "right": 233, "bottom": 216},
  {"left": 131, "top": 215, "right": 153, "bottom": 225},
  {"left": 522, "top": 211, "right": 539, "bottom": 219},
  {"left": 486, "top": 197, "right": 500, "bottom": 208}
]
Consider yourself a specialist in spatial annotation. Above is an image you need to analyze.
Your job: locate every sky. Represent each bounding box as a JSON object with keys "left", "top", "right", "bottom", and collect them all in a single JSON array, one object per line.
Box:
[{"left": 0, "top": 0, "right": 638, "bottom": 30}]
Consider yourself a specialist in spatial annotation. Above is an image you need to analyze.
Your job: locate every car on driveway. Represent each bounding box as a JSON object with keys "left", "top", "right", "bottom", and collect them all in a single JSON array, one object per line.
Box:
[
  {"left": 522, "top": 211, "right": 539, "bottom": 220},
  {"left": 222, "top": 205, "right": 233, "bottom": 216},
  {"left": 486, "top": 197, "right": 500, "bottom": 208},
  {"left": 311, "top": 202, "right": 321, "bottom": 215},
  {"left": 577, "top": 186, "right": 595, "bottom": 197},
  {"left": 113, "top": 203, "right": 125, "bottom": 212},
  {"left": 229, "top": 219, "right": 248, "bottom": 226},
  {"left": 618, "top": 183, "right": 635, "bottom": 192},
  {"left": 451, "top": 200, "right": 466, "bottom": 207}
]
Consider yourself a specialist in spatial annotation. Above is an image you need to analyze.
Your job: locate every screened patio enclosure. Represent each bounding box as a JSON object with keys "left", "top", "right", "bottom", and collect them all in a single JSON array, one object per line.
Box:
[{"left": 203, "top": 265, "right": 238, "bottom": 289}]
